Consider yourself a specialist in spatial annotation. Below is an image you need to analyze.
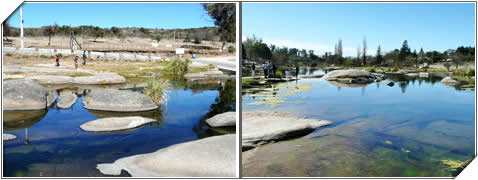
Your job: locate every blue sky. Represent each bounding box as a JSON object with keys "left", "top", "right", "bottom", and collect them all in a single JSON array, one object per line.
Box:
[
  {"left": 6, "top": 3, "right": 215, "bottom": 29},
  {"left": 243, "top": 3, "right": 476, "bottom": 56}
]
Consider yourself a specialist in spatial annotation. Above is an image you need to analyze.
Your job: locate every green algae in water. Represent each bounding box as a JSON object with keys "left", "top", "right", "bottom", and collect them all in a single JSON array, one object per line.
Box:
[{"left": 246, "top": 82, "right": 314, "bottom": 108}]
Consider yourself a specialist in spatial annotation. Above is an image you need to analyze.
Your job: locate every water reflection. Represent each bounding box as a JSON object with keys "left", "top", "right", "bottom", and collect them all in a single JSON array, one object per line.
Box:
[
  {"left": 193, "top": 80, "right": 236, "bottom": 139},
  {"left": 3, "top": 78, "right": 236, "bottom": 177},
  {"left": 242, "top": 74, "right": 474, "bottom": 177}
]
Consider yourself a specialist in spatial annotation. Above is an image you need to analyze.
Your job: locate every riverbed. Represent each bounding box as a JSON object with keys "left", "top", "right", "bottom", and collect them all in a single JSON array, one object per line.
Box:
[{"left": 242, "top": 69, "right": 474, "bottom": 177}]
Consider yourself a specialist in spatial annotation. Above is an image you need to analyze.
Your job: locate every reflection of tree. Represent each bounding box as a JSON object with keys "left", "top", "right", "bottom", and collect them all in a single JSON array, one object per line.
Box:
[
  {"left": 398, "top": 81, "right": 409, "bottom": 94},
  {"left": 193, "top": 80, "right": 236, "bottom": 139}
]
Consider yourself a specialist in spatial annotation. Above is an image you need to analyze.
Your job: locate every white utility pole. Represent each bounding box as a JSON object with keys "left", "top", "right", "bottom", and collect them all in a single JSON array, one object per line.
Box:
[{"left": 20, "top": 5, "right": 24, "bottom": 49}]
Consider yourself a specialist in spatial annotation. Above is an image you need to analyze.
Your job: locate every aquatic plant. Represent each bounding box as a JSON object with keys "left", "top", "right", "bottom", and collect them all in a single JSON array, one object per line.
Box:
[
  {"left": 441, "top": 158, "right": 473, "bottom": 176},
  {"left": 167, "top": 57, "right": 191, "bottom": 75},
  {"left": 144, "top": 79, "right": 169, "bottom": 105}
]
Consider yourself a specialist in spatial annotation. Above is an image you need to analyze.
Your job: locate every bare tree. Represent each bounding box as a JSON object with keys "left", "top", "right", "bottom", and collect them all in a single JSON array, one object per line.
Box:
[
  {"left": 41, "top": 23, "right": 59, "bottom": 46},
  {"left": 362, "top": 36, "right": 367, "bottom": 66},
  {"left": 356, "top": 45, "right": 361, "bottom": 66}
]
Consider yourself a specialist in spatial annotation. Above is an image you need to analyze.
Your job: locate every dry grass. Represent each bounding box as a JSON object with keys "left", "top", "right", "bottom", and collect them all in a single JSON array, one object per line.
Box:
[
  {"left": 2, "top": 55, "right": 209, "bottom": 78},
  {"left": 5, "top": 36, "right": 235, "bottom": 58}
]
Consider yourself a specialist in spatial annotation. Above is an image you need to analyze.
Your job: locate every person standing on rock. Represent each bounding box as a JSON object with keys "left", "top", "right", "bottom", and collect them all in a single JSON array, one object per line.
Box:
[
  {"left": 56, "top": 55, "right": 60, "bottom": 66},
  {"left": 74, "top": 56, "right": 79, "bottom": 70},
  {"left": 263, "top": 62, "right": 268, "bottom": 79},
  {"left": 295, "top": 64, "right": 299, "bottom": 80},
  {"left": 82, "top": 51, "right": 87, "bottom": 65},
  {"left": 251, "top": 62, "right": 256, "bottom": 78}
]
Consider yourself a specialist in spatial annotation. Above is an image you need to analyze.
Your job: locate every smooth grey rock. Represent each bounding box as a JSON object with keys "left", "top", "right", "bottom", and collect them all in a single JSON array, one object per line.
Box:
[
  {"left": 299, "top": 74, "right": 324, "bottom": 78},
  {"left": 97, "top": 134, "right": 236, "bottom": 177},
  {"left": 406, "top": 73, "right": 419, "bottom": 77},
  {"left": 3, "top": 133, "right": 16, "bottom": 141},
  {"left": 3, "top": 79, "right": 56, "bottom": 110},
  {"left": 73, "top": 73, "right": 126, "bottom": 85},
  {"left": 2, "top": 74, "right": 25, "bottom": 80},
  {"left": 441, "top": 77, "right": 460, "bottom": 85},
  {"left": 26, "top": 75, "right": 73, "bottom": 84},
  {"left": 57, "top": 91, "right": 78, "bottom": 109},
  {"left": 419, "top": 72, "right": 429, "bottom": 77},
  {"left": 242, "top": 111, "right": 332, "bottom": 150},
  {"left": 80, "top": 116, "right": 156, "bottom": 132},
  {"left": 323, "top": 69, "right": 374, "bottom": 83},
  {"left": 83, "top": 88, "right": 158, "bottom": 112},
  {"left": 206, "top": 112, "right": 236, "bottom": 127}
]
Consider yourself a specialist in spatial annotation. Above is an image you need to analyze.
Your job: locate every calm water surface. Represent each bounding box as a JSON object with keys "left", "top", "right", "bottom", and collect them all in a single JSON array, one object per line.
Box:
[
  {"left": 242, "top": 69, "right": 474, "bottom": 177},
  {"left": 3, "top": 79, "right": 235, "bottom": 177}
]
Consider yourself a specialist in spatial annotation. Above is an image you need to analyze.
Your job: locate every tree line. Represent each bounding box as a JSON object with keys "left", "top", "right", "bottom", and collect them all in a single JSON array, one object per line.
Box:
[{"left": 242, "top": 35, "right": 475, "bottom": 70}]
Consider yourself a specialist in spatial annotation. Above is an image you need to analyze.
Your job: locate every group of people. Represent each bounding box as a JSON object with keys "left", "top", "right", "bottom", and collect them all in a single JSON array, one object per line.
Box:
[
  {"left": 55, "top": 51, "right": 88, "bottom": 70},
  {"left": 249, "top": 62, "right": 300, "bottom": 79}
]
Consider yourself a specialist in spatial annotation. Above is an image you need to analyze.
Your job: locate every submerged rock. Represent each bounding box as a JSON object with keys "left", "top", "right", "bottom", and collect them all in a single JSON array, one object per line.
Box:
[
  {"left": 97, "top": 134, "right": 236, "bottom": 177},
  {"left": 323, "top": 69, "right": 374, "bottom": 84},
  {"left": 206, "top": 112, "right": 236, "bottom": 127},
  {"left": 3, "top": 133, "right": 16, "bottom": 141},
  {"left": 3, "top": 79, "right": 56, "bottom": 110},
  {"left": 73, "top": 73, "right": 126, "bottom": 85},
  {"left": 57, "top": 91, "right": 78, "bottom": 109},
  {"left": 242, "top": 111, "right": 332, "bottom": 151},
  {"left": 3, "top": 110, "right": 47, "bottom": 131},
  {"left": 26, "top": 75, "right": 73, "bottom": 84},
  {"left": 80, "top": 116, "right": 156, "bottom": 132},
  {"left": 83, "top": 89, "right": 158, "bottom": 112},
  {"left": 441, "top": 77, "right": 460, "bottom": 85}
]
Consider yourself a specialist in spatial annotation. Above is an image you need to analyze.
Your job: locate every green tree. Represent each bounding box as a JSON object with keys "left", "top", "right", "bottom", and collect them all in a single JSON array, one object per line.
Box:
[
  {"left": 376, "top": 45, "right": 383, "bottom": 66},
  {"left": 362, "top": 37, "right": 367, "bottom": 66},
  {"left": 89, "top": 26, "right": 105, "bottom": 42},
  {"left": 399, "top": 40, "right": 411, "bottom": 62},
  {"left": 202, "top": 3, "right": 236, "bottom": 50}
]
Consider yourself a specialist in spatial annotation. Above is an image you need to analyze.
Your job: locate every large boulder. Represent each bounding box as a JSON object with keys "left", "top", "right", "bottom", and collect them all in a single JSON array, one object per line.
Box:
[
  {"left": 3, "top": 79, "right": 56, "bottom": 110},
  {"left": 57, "top": 91, "right": 78, "bottom": 109},
  {"left": 242, "top": 111, "right": 332, "bottom": 151},
  {"left": 26, "top": 75, "right": 73, "bottom": 84},
  {"left": 323, "top": 69, "right": 374, "bottom": 83},
  {"left": 83, "top": 89, "right": 158, "bottom": 112},
  {"left": 80, "top": 116, "right": 156, "bottom": 132},
  {"left": 3, "top": 134, "right": 16, "bottom": 141},
  {"left": 73, "top": 73, "right": 126, "bottom": 85},
  {"left": 206, "top": 112, "right": 236, "bottom": 127},
  {"left": 441, "top": 77, "right": 460, "bottom": 85},
  {"left": 97, "top": 134, "right": 236, "bottom": 177}
]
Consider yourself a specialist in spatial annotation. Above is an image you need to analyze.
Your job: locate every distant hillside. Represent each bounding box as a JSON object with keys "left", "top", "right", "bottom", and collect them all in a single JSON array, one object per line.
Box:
[{"left": 4, "top": 25, "right": 224, "bottom": 42}]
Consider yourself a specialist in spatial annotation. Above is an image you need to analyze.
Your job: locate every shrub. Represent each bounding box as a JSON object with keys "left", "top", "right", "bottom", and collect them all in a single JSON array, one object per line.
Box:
[
  {"left": 144, "top": 79, "right": 169, "bottom": 104},
  {"left": 275, "top": 71, "right": 283, "bottom": 78},
  {"left": 311, "top": 62, "right": 318, "bottom": 67},
  {"left": 391, "top": 67, "right": 399, "bottom": 72},
  {"left": 227, "top": 45, "right": 235, "bottom": 53},
  {"left": 152, "top": 34, "right": 161, "bottom": 42},
  {"left": 344, "top": 59, "right": 354, "bottom": 66},
  {"left": 466, "top": 69, "right": 475, "bottom": 77},
  {"left": 193, "top": 36, "right": 201, "bottom": 44},
  {"left": 366, "top": 67, "right": 376, "bottom": 73},
  {"left": 167, "top": 58, "right": 191, "bottom": 75}
]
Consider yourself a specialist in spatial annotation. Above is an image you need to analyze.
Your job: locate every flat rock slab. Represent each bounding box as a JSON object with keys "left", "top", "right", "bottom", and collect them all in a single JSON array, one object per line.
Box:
[
  {"left": 3, "top": 133, "right": 16, "bottom": 141},
  {"left": 97, "top": 134, "right": 236, "bottom": 177},
  {"left": 2, "top": 74, "right": 25, "bottom": 80},
  {"left": 3, "top": 79, "right": 56, "bottom": 110},
  {"left": 80, "top": 116, "right": 156, "bottom": 132},
  {"left": 206, "top": 112, "right": 236, "bottom": 127},
  {"left": 26, "top": 75, "right": 73, "bottom": 84},
  {"left": 73, "top": 73, "right": 126, "bottom": 85},
  {"left": 57, "top": 91, "right": 78, "bottom": 109},
  {"left": 242, "top": 111, "right": 332, "bottom": 151},
  {"left": 441, "top": 77, "right": 460, "bottom": 85},
  {"left": 299, "top": 74, "right": 324, "bottom": 78},
  {"left": 83, "top": 88, "right": 158, "bottom": 112},
  {"left": 323, "top": 69, "right": 371, "bottom": 80}
]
